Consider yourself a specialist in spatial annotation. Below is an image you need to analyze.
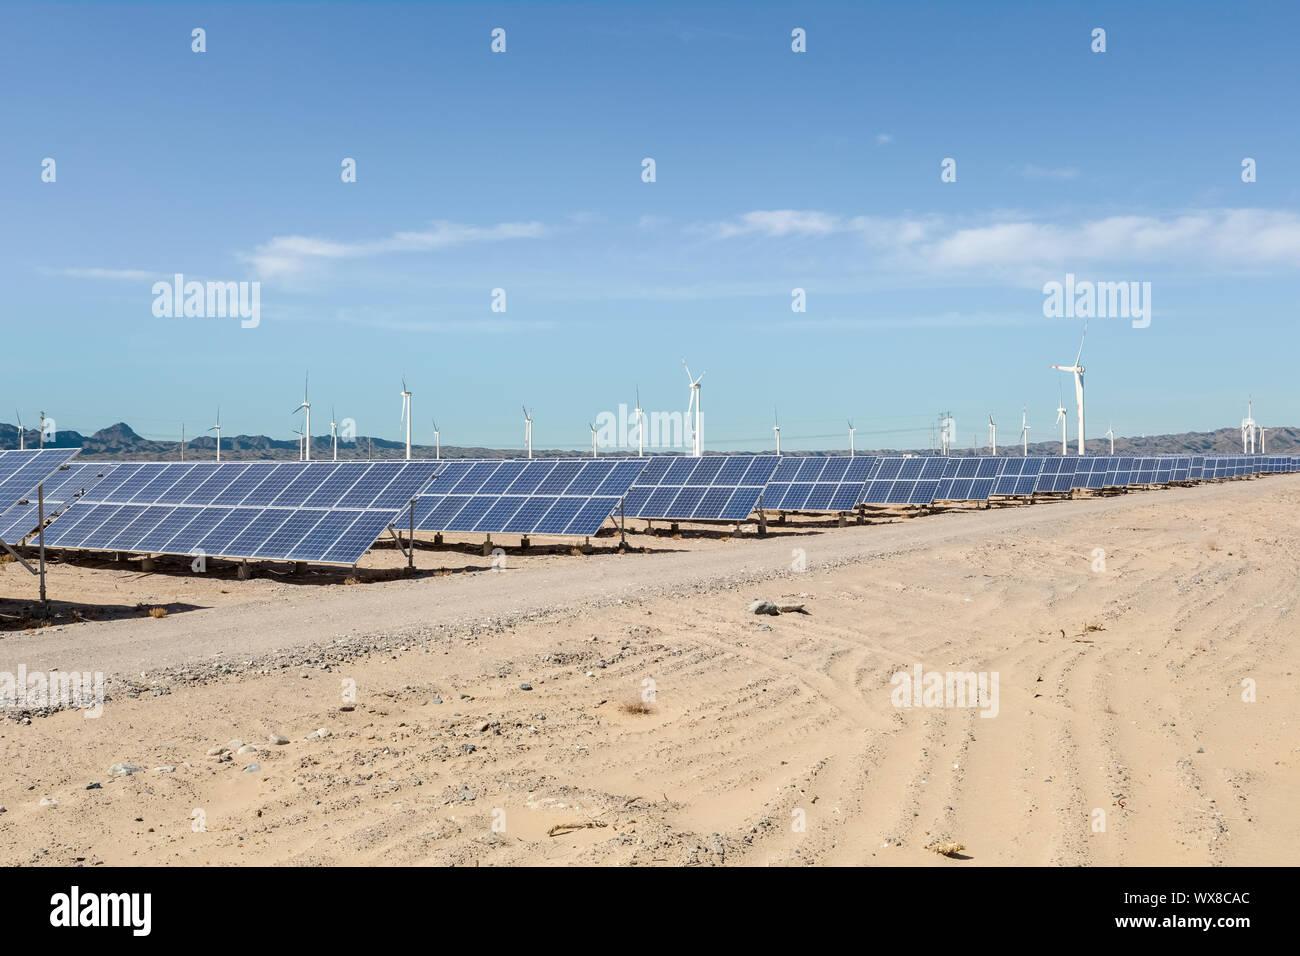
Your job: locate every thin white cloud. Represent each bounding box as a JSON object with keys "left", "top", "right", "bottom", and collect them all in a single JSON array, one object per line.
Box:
[
  {"left": 241, "top": 219, "right": 548, "bottom": 278},
  {"left": 699, "top": 208, "right": 1300, "bottom": 273},
  {"left": 875, "top": 132, "right": 895, "bottom": 146}
]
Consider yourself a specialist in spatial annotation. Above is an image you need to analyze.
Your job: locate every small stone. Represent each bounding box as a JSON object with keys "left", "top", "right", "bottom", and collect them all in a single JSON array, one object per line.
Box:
[
  {"left": 747, "top": 600, "right": 780, "bottom": 616},
  {"left": 39, "top": 797, "right": 58, "bottom": 807},
  {"left": 431, "top": 698, "right": 443, "bottom": 705},
  {"left": 519, "top": 683, "right": 533, "bottom": 691},
  {"left": 85, "top": 782, "right": 102, "bottom": 790},
  {"left": 205, "top": 746, "right": 229, "bottom": 757},
  {"left": 237, "top": 745, "right": 258, "bottom": 755},
  {"left": 226, "top": 738, "right": 244, "bottom": 750},
  {"left": 108, "top": 763, "right": 145, "bottom": 777},
  {"left": 154, "top": 766, "right": 175, "bottom": 773},
  {"left": 268, "top": 733, "right": 289, "bottom": 745},
  {"left": 244, "top": 763, "right": 261, "bottom": 773},
  {"left": 475, "top": 721, "right": 490, "bottom": 733}
]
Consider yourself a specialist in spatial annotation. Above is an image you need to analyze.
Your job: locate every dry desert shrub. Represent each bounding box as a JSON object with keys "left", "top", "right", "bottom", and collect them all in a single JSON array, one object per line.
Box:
[
  {"left": 925, "top": 840, "right": 966, "bottom": 857},
  {"left": 619, "top": 698, "right": 655, "bottom": 716},
  {"left": 148, "top": 607, "right": 167, "bottom": 618}
]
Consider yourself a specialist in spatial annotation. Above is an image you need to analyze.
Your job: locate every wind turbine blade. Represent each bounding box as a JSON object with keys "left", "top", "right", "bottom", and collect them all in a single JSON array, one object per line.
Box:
[{"left": 1074, "top": 323, "right": 1087, "bottom": 366}]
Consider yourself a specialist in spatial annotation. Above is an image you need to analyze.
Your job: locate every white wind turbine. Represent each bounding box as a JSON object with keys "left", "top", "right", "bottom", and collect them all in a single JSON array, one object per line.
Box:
[
  {"left": 1051, "top": 325, "right": 1087, "bottom": 455},
  {"left": 1054, "top": 392, "right": 1067, "bottom": 456},
  {"left": 14, "top": 410, "right": 23, "bottom": 450},
  {"left": 683, "top": 359, "right": 705, "bottom": 457},
  {"left": 400, "top": 378, "right": 412, "bottom": 460},
  {"left": 292, "top": 373, "right": 311, "bottom": 461},
  {"left": 1106, "top": 423, "right": 1115, "bottom": 454},
  {"left": 1019, "top": 405, "right": 1030, "bottom": 455},
  {"left": 633, "top": 388, "right": 645, "bottom": 456},
  {"left": 848, "top": 419, "right": 856, "bottom": 457},
  {"left": 330, "top": 407, "right": 338, "bottom": 461},
  {"left": 1259, "top": 425, "right": 1268, "bottom": 453},
  {"left": 432, "top": 419, "right": 441, "bottom": 460},
  {"left": 208, "top": 407, "right": 222, "bottom": 461},
  {"left": 1240, "top": 396, "right": 1256, "bottom": 454},
  {"left": 773, "top": 408, "right": 781, "bottom": 455},
  {"left": 988, "top": 412, "right": 997, "bottom": 455},
  {"left": 589, "top": 421, "right": 597, "bottom": 458},
  {"left": 294, "top": 425, "right": 304, "bottom": 460},
  {"left": 522, "top": 405, "right": 533, "bottom": 459}
]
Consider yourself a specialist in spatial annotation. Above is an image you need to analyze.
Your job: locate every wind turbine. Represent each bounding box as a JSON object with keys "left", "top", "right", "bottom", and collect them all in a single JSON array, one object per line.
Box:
[
  {"left": 208, "top": 407, "right": 222, "bottom": 461},
  {"left": 773, "top": 408, "right": 781, "bottom": 455},
  {"left": 1106, "top": 423, "right": 1115, "bottom": 454},
  {"left": 1051, "top": 325, "right": 1087, "bottom": 455},
  {"left": 683, "top": 360, "right": 705, "bottom": 457},
  {"left": 848, "top": 419, "right": 856, "bottom": 457},
  {"left": 1019, "top": 405, "right": 1030, "bottom": 456},
  {"left": 400, "top": 378, "right": 412, "bottom": 460},
  {"left": 1054, "top": 390, "right": 1067, "bottom": 456},
  {"left": 292, "top": 373, "right": 311, "bottom": 461},
  {"left": 1259, "top": 425, "right": 1268, "bottom": 453},
  {"left": 589, "top": 421, "right": 597, "bottom": 458},
  {"left": 329, "top": 407, "right": 338, "bottom": 461},
  {"left": 988, "top": 412, "right": 997, "bottom": 455},
  {"left": 633, "top": 388, "right": 645, "bottom": 456},
  {"left": 1241, "top": 397, "right": 1256, "bottom": 454},
  {"left": 432, "top": 419, "right": 441, "bottom": 460},
  {"left": 522, "top": 405, "right": 533, "bottom": 459},
  {"left": 14, "top": 410, "right": 23, "bottom": 450},
  {"left": 293, "top": 425, "right": 304, "bottom": 461}
]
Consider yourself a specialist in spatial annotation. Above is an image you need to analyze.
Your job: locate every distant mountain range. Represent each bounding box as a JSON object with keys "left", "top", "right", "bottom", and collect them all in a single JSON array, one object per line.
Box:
[{"left": 0, "top": 422, "right": 1294, "bottom": 460}]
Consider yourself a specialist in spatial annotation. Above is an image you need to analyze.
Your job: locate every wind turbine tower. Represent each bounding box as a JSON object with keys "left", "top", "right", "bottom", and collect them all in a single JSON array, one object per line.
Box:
[
  {"left": 988, "top": 412, "right": 997, "bottom": 455},
  {"left": 292, "top": 374, "right": 311, "bottom": 461},
  {"left": 400, "top": 379, "right": 413, "bottom": 460},
  {"left": 773, "top": 408, "right": 781, "bottom": 455},
  {"left": 522, "top": 406, "right": 533, "bottom": 459},
  {"left": 683, "top": 360, "right": 705, "bottom": 457},
  {"left": 1019, "top": 405, "right": 1030, "bottom": 456},
  {"left": 208, "top": 407, "right": 222, "bottom": 461},
  {"left": 1051, "top": 326, "right": 1087, "bottom": 455}
]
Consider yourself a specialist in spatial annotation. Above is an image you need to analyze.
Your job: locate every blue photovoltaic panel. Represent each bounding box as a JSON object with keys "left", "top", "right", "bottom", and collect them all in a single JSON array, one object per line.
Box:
[
  {"left": 0, "top": 461, "right": 116, "bottom": 542},
  {"left": 933, "top": 456, "right": 1000, "bottom": 501},
  {"left": 0, "top": 448, "right": 81, "bottom": 511},
  {"left": 41, "top": 460, "right": 439, "bottom": 565},
  {"left": 760, "top": 456, "right": 876, "bottom": 512},
  {"left": 1034, "top": 457, "right": 1079, "bottom": 493},
  {"left": 411, "top": 458, "right": 652, "bottom": 536},
  {"left": 1188, "top": 456, "right": 1205, "bottom": 481},
  {"left": 992, "top": 457, "right": 1046, "bottom": 496},
  {"left": 859, "top": 456, "right": 948, "bottom": 505},
  {"left": 627, "top": 455, "right": 779, "bottom": 521}
]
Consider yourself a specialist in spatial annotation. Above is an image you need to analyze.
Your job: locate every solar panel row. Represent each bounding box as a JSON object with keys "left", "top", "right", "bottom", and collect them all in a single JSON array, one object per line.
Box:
[
  {"left": 757, "top": 455, "right": 875, "bottom": 512},
  {"left": 410, "top": 458, "right": 649, "bottom": 536},
  {"left": 626, "top": 455, "right": 780, "bottom": 521},
  {"left": 42, "top": 460, "right": 438, "bottom": 565},
  {"left": 0, "top": 461, "right": 117, "bottom": 542}
]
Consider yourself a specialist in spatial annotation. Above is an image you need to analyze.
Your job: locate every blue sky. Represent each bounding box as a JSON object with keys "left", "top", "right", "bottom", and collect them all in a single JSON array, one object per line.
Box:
[{"left": 3, "top": 0, "right": 1297, "bottom": 452}]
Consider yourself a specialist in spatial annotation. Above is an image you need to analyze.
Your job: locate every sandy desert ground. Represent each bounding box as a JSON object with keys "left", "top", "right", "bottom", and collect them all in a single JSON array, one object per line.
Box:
[{"left": 0, "top": 475, "right": 1296, "bottom": 866}]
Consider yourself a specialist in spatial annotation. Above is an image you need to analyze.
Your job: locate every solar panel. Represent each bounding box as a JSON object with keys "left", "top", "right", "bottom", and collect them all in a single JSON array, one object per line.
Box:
[
  {"left": 0, "top": 461, "right": 117, "bottom": 542},
  {"left": 0, "top": 449, "right": 83, "bottom": 541},
  {"left": 410, "top": 457, "right": 652, "bottom": 536},
  {"left": 1072, "top": 456, "right": 1112, "bottom": 490},
  {"left": 42, "top": 460, "right": 439, "bottom": 565},
  {"left": 931, "top": 456, "right": 1000, "bottom": 501},
  {"left": 859, "top": 456, "right": 949, "bottom": 505},
  {"left": 1033, "top": 456, "right": 1079, "bottom": 493},
  {"left": 626, "top": 455, "right": 779, "bottom": 521},
  {"left": 760, "top": 456, "right": 876, "bottom": 512},
  {"left": 993, "top": 457, "right": 1046, "bottom": 496}
]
